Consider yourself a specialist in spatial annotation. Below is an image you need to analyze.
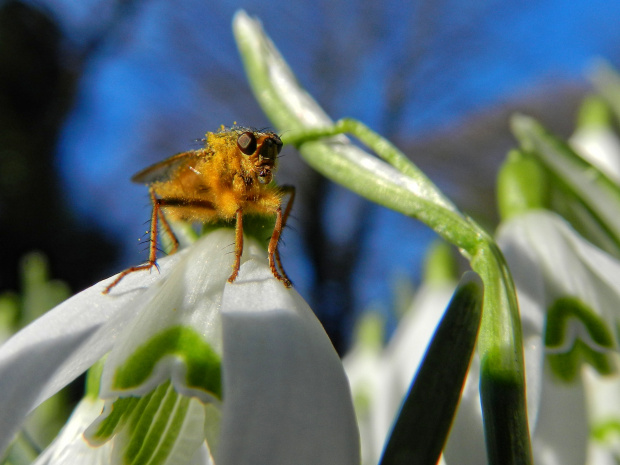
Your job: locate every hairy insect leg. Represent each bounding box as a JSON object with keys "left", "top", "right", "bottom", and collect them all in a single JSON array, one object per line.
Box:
[
  {"left": 273, "top": 185, "right": 295, "bottom": 286},
  {"left": 103, "top": 189, "right": 163, "bottom": 294},
  {"left": 268, "top": 205, "right": 292, "bottom": 288},
  {"left": 157, "top": 205, "right": 179, "bottom": 254},
  {"left": 228, "top": 208, "right": 244, "bottom": 283}
]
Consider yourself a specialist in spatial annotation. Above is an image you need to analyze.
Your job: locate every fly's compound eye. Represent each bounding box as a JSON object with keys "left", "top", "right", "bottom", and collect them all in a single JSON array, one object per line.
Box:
[
  {"left": 237, "top": 132, "right": 257, "bottom": 155},
  {"left": 273, "top": 136, "right": 283, "bottom": 154}
]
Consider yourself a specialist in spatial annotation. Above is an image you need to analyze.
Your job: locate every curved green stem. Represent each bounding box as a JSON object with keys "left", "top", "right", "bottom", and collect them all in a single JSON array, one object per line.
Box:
[
  {"left": 234, "top": 11, "right": 532, "bottom": 464},
  {"left": 471, "top": 242, "right": 532, "bottom": 464}
]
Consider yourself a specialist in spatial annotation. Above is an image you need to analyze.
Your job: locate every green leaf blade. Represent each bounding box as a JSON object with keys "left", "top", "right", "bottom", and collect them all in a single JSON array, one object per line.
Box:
[{"left": 380, "top": 272, "right": 483, "bottom": 465}]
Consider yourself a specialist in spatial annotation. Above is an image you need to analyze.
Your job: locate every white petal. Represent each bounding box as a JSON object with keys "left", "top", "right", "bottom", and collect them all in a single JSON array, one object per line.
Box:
[
  {"left": 218, "top": 260, "right": 360, "bottom": 465},
  {"left": 0, "top": 250, "right": 185, "bottom": 456},
  {"left": 531, "top": 369, "right": 589, "bottom": 465},
  {"left": 570, "top": 127, "right": 620, "bottom": 184},
  {"left": 99, "top": 230, "right": 238, "bottom": 403},
  {"left": 98, "top": 229, "right": 276, "bottom": 404},
  {"left": 583, "top": 364, "right": 620, "bottom": 424},
  {"left": 33, "top": 397, "right": 111, "bottom": 465},
  {"left": 442, "top": 356, "right": 485, "bottom": 465},
  {"left": 189, "top": 443, "right": 215, "bottom": 465},
  {"left": 583, "top": 364, "right": 620, "bottom": 463},
  {"left": 496, "top": 211, "right": 614, "bottom": 464},
  {"left": 342, "top": 315, "right": 386, "bottom": 465},
  {"left": 344, "top": 348, "right": 385, "bottom": 465},
  {"left": 586, "top": 444, "right": 619, "bottom": 465},
  {"left": 497, "top": 211, "right": 620, "bottom": 345}
]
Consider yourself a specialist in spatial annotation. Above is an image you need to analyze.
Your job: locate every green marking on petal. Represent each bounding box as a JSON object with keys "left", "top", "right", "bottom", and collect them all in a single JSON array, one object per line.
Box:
[
  {"left": 545, "top": 297, "right": 616, "bottom": 381},
  {"left": 592, "top": 419, "right": 620, "bottom": 442},
  {"left": 86, "top": 396, "right": 141, "bottom": 444},
  {"left": 112, "top": 326, "right": 222, "bottom": 398},
  {"left": 85, "top": 358, "right": 105, "bottom": 400},
  {"left": 547, "top": 340, "right": 615, "bottom": 381},
  {"left": 352, "top": 385, "right": 373, "bottom": 417},
  {"left": 545, "top": 297, "right": 615, "bottom": 348},
  {"left": 126, "top": 383, "right": 191, "bottom": 465},
  {"left": 124, "top": 382, "right": 173, "bottom": 462},
  {"left": 87, "top": 382, "right": 209, "bottom": 465}
]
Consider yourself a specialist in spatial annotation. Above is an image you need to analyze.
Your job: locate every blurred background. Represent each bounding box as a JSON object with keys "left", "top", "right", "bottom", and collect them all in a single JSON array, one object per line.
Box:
[{"left": 2, "top": 0, "right": 620, "bottom": 353}]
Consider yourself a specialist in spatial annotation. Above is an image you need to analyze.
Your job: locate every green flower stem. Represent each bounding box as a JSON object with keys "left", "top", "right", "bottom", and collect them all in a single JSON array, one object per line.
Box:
[
  {"left": 281, "top": 119, "right": 483, "bottom": 253},
  {"left": 472, "top": 242, "right": 532, "bottom": 464},
  {"left": 234, "top": 11, "right": 532, "bottom": 464},
  {"left": 283, "top": 118, "right": 451, "bottom": 202},
  {"left": 288, "top": 138, "right": 479, "bottom": 252}
]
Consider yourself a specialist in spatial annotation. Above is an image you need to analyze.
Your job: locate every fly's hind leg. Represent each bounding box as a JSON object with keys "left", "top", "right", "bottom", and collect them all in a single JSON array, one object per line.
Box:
[
  {"left": 103, "top": 188, "right": 176, "bottom": 294},
  {"left": 157, "top": 202, "right": 179, "bottom": 255},
  {"left": 269, "top": 185, "right": 295, "bottom": 288}
]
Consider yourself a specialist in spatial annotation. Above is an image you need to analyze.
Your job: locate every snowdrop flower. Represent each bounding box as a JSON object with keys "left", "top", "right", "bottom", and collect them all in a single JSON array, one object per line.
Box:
[
  {"left": 0, "top": 229, "right": 360, "bottom": 465},
  {"left": 569, "top": 96, "right": 620, "bottom": 184},
  {"left": 348, "top": 210, "right": 620, "bottom": 465},
  {"left": 496, "top": 210, "right": 620, "bottom": 465}
]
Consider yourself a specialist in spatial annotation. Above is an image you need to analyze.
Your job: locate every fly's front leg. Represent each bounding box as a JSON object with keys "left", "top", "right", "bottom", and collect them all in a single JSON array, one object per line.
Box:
[
  {"left": 268, "top": 205, "right": 292, "bottom": 288},
  {"left": 228, "top": 208, "right": 244, "bottom": 283},
  {"left": 273, "top": 185, "right": 294, "bottom": 286}
]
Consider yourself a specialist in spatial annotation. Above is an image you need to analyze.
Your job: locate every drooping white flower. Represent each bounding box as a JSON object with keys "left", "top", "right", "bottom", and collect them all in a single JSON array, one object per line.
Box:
[
  {"left": 569, "top": 96, "right": 620, "bottom": 184},
  {"left": 0, "top": 229, "right": 360, "bottom": 465},
  {"left": 496, "top": 210, "right": 620, "bottom": 465},
  {"left": 347, "top": 210, "right": 620, "bottom": 465}
]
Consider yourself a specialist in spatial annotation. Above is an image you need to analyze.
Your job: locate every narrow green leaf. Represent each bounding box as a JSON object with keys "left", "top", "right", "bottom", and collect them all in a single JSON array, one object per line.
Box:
[{"left": 379, "top": 272, "right": 483, "bottom": 465}]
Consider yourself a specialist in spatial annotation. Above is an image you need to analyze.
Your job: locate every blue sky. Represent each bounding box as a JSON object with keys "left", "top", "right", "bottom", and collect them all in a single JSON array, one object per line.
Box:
[{"left": 29, "top": 0, "right": 620, "bottom": 339}]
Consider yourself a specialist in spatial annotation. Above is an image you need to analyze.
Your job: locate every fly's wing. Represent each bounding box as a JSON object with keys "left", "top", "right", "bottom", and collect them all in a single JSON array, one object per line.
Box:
[{"left": 131, "top": 150, "right": 206, "bottom": 184}]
